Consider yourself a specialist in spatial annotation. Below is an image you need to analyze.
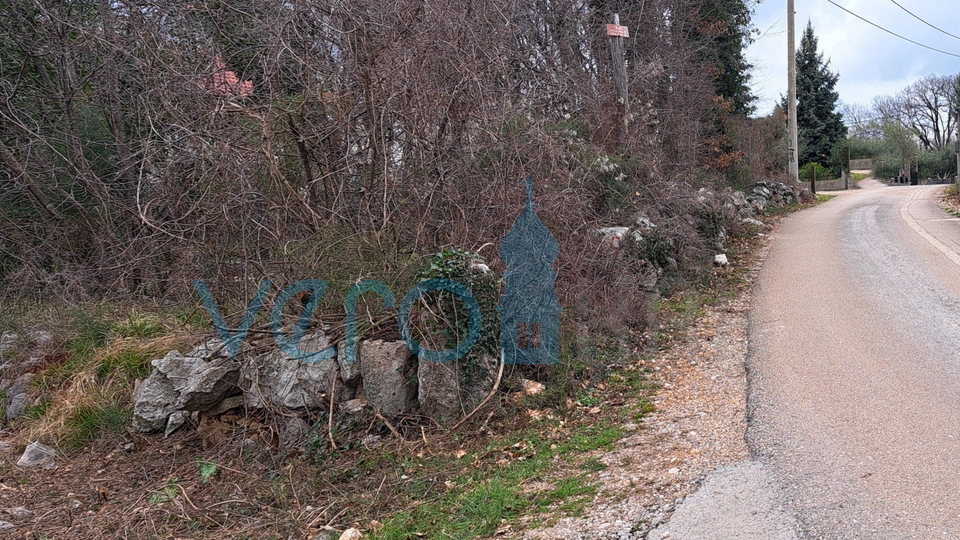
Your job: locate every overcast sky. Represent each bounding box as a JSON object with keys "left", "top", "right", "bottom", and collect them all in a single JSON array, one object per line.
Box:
[{"left": 746, "top": 0, "right": 960, "bottom": 117}]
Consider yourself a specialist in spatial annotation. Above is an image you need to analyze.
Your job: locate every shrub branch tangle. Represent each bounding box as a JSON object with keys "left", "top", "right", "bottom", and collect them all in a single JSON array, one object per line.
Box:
[{"left": 0, "top": 0, "right": 758, "bottom": 325}]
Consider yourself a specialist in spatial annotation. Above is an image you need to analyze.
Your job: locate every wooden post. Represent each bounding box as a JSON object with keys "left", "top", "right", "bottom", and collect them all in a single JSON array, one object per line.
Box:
[
  {"left": 811, "top": 164, "right": 817, "bottom": 195},
  {"left": 845, "top": 145, "right": 850, "bottom": 190},
  {"left": 607, "top": 14, "right": 629, "bottom": 142}
]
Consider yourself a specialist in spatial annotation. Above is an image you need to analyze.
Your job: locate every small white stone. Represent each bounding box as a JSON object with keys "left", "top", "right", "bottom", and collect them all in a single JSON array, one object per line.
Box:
[{"left": 339, "top": 528, "right": 363, "bottom": 540}]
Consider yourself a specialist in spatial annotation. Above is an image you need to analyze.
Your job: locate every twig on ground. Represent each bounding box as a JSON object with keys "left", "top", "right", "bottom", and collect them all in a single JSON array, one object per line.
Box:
[
  {"left": 328, "top": 377, "right": 337, "bottom": 448},
  {"left": 375, "top": 412, "right": 404, "bottom": 441},
  {"left": 450, "top": 351, "right": 505, "bottom": 432}
]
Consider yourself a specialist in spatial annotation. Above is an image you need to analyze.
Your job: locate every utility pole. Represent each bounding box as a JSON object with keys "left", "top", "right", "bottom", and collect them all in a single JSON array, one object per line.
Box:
[
  {"left": 787, "top": 0, "right": 799, "bottom": 182},
  {"left": 607, "top": 14, "right": 630, "bottom": 142}
]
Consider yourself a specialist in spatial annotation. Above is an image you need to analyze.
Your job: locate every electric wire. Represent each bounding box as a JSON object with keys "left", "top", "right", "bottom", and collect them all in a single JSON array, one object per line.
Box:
[
  {"left": 888, "top": 0, "right": 960, "bottom": 42},
  {"left": 825, "top": 0, "right": 960, "bottom": 59}
]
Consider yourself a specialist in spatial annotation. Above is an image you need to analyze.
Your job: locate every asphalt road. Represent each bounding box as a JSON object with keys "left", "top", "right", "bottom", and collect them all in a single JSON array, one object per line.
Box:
[{"left": 749, "top": 180, "right": 960, "bottom": 539}]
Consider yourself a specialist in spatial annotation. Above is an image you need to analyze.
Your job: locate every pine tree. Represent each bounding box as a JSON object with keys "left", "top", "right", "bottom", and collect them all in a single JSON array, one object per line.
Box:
[{"left": 794, "top": 21, "right": 847, "bottom": 166}]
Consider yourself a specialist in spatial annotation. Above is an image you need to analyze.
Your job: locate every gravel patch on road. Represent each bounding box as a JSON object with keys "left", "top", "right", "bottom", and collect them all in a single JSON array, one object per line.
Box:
[{"left": 647, "top": 460, "right": 798, "bottom": 540}]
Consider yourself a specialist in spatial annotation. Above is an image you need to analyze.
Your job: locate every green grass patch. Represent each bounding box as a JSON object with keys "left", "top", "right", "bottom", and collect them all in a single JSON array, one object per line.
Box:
[
  {"left": 816, "top": 194, "right": 836, "bottom": 203},
  {"left": 65, "top": 403, "right": 131, "bottom": 448},
  {"left": 366, "top": 417, "right": 627, "bottom": 540},
  {"left": 24, "top": 397, "right": 53, "bottom": 420},
  {"left": 580, "top": 458, "right": 607, "bottom": 472},
  {"left": 765, "top": 202, "right": 801, "bottom": 217},
  {"left": 111, "top": 314, "right": 165, "bottom": 339},
  {"left": 560, "top": 425, "right": 624, "bottom": 453},
  {"left": 535, "top": 476, "right": 597, "bottom": 514},
  {"left": 96, "top": 348, "right": 154, "bottom": 380}
]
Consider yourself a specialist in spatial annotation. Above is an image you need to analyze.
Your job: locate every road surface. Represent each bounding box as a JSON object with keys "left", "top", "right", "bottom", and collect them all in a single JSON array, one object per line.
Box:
[
  {"left": 749, "top": 179, "right": 960, "bottom": 538},
  {"left": 649, "top": 180, "right": 960, "bottom": 539}
]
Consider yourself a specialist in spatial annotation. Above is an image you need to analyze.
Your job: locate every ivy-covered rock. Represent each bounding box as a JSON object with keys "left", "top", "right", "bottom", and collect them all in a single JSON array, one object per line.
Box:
[{"left": 413, "top": 248, "right": 501, "bottom": 421}]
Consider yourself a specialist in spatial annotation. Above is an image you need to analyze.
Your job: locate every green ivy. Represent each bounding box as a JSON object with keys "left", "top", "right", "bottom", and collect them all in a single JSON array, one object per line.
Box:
[{"left": 416, "top": 248, "right": 500, "bottom": 387}]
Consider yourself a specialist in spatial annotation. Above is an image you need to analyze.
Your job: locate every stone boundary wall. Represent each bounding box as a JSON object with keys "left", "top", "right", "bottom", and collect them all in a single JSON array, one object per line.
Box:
[{"left": 799, "top": 179, "right": 855, "bottom": 192}]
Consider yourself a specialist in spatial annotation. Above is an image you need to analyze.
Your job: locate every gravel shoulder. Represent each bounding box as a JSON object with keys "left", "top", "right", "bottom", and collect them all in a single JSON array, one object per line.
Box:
[{"left": 522, "top": 233, "right": 774, "bottom": 540}]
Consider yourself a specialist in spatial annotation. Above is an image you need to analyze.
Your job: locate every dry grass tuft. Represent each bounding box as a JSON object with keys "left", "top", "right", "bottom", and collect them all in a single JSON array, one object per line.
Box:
[{"left": 18, "top": 332, "right": 195, "bottom": 448}]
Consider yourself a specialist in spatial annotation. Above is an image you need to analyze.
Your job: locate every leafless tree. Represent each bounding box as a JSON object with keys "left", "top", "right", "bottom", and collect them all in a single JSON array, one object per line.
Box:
[{"left": 873, "top": 74, "right": 958, "bottom": 151}]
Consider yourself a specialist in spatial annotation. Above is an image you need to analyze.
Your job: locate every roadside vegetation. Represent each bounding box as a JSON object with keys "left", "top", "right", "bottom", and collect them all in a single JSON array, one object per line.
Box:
[
  {"left": 844, "top": 73, "right": 960, "bottom": 182},
  {"left": 0, "top": 0, "right": 843, "bottom": 537}
]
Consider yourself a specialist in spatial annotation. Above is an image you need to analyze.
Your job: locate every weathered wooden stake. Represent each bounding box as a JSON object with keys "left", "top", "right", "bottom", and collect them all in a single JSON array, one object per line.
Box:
[{"left": 608, "top": 13, "right": 629, "bottom": 142}]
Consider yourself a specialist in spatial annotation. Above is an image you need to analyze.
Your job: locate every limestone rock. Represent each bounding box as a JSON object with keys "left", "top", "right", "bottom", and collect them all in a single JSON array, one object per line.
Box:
[
  {"left": 153, "top": 352, "right": 239, "bottom": 411},
  {"left": 132, "top": 369, "right": 179, "bottom": 432},
  {"left": 5, "top": 393, "right": 29, "bottom": 423},
  {"left": 596, "top": 226, "right": 643, "bottom": 249},
  {"left": 309, "top": 528, "right": 341, "bottom": 540},
  {"left": 205, "top": 395, "right": 245, "bottom": 416},
  {"left": 339, "top": 398, "right": 367, "bottom": 414},
  {"left": 360, "top": 340, "right": 417, "bottom": 417},
  {"left": 8, "top": 373, "right": 34, "bottom": 398},
  {"left": 241, "top": 331, "right": 339, "bottom": 409},
  {"left": 337, "top": 340, "right": 362, "bottom": 387},
  {"left": 339, "top": 528, "right": 363, "bottom": 540},
  {"left": 16, "top": 442, "right": 56, "bottom": 469},
  {"left": 3, "top": 507, "right": 31, "bottom": 519},
  {"left": 132, "top": 340, "right": 240, "bottom": 433},
  {"left": 418, "top": 353, "right": 496, "bottom": 421},
  {"left": 741, "top": 217, "right": 767, "bottom": 228},
  {"left": 164, "top": 411, "right": 190, "bottom": 437},
  {"left": 522, "top": 379, "right": 545, "bottom": 396}
]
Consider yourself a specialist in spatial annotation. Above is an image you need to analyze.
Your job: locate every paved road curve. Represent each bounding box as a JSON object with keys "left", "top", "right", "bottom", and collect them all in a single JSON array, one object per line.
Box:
[{"left": 750, "top": 179, "right": 960, "bottom": 538}]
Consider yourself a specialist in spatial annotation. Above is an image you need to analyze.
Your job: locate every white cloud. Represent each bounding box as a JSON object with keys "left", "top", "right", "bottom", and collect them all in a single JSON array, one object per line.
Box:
[{"left": 746, "top": 0, "right": 960, "bottom": 117}]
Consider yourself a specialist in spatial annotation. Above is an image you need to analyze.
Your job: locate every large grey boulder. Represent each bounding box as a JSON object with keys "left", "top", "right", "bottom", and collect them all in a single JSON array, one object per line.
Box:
[
  {"left": 154, "top": 352, "right": 238, "bottom": 411},
  {"left": 417, "top": 353, "right": 496, "bottom": 421},
  {"left": 132, "top": 339, "right": 240, "bottom": 432},
  {"left": 132, "top": 369, "right": 179, "bottom": 432},
  {"left": 241, "top": 331, "right": 339, "bottom": 409},
  {"left": 360, "top": 340, "right": 417, "bottom": 416}
]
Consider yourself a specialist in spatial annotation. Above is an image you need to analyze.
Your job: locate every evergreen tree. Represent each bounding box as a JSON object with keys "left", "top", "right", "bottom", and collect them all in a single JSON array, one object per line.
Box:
[
  {"left": 794, "top": 21, "right": 847, "bottom": 166},
  {"left": 681, "top": 0, "right": 757, "bottom": 115}
]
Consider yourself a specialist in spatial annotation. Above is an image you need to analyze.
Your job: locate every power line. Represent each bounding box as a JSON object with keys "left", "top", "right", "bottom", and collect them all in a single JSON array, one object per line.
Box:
[
  {"left": 825, "top": 0, "right": 960, "bottom": 59},
  {"left": 889, "top": 0, "right": 960, "bottom": 42}
]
